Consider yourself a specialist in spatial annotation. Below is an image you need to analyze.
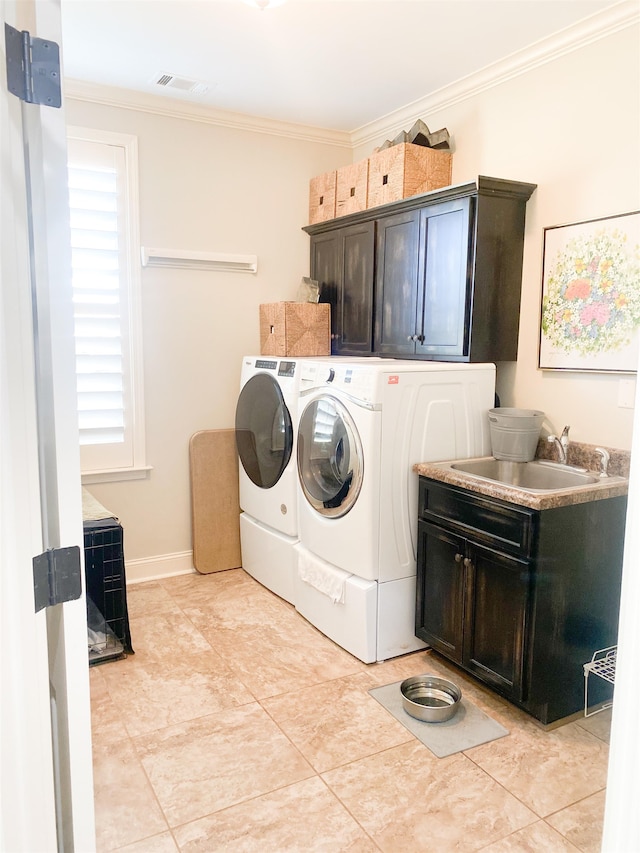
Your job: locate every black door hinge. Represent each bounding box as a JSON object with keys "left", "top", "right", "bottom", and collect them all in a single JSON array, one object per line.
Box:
[
  {"left": 4, "top": 22, "right": 61, "bottom": 108},
  {"left": 33, "top": 546, "right": 82, "bottom": 612}
]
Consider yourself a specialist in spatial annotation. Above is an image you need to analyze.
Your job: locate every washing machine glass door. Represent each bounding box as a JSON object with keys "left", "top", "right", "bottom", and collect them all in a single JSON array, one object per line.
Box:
[
  {"left": 235, "top": 373, "right": 293, "bottom": 488},
  {"left": 297, "top": 395, "right": 363, "bottom": 518}
]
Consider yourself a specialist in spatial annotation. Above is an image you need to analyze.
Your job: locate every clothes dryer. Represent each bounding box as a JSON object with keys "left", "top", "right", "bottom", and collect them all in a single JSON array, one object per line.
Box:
[
  {"left": 236, "top": 356, "right": 375, "bottom": 531},
  {"left": 295, "top": 358, "right": 496, "bottom": 662},
  {"left": 235, "top": 355, "right": 305, "bottom": 602},
  {"left": 235, "top": 355, "right": 377, "bottom": 601}
]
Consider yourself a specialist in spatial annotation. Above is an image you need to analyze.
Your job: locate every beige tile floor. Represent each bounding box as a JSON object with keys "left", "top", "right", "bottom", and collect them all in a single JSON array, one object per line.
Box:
[{"left": 90, "top": 569, "right": 611, "bottom": 852}]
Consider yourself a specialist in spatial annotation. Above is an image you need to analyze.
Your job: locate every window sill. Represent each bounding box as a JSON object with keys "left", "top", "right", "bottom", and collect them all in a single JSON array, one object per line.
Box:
[{"left": 81, "top": 466, "right": 152, "bottom": 485}]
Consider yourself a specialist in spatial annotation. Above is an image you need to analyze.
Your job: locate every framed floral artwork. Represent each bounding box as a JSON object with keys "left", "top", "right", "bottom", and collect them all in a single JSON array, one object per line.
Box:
[{"left": 539, "top": 210, "right": 640, "bottom": 372}]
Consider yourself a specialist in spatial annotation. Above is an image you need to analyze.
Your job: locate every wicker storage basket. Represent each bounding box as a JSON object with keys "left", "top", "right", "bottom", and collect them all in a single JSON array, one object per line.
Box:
[
  {"left": 367, "top": 143, "right": 452, "bottom": 208},
  {"left": 308, "top": 170, "right": 337, "bottom": 224},
  {"left": 336, "top": 158, "right": 369, "bottom": 217},
  {"left": 260, "top": 302, "right": 330, "bottom": 356}
]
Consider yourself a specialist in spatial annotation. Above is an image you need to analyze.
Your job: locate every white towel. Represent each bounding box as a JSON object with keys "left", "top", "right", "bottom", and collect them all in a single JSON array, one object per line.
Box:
[
  {"left": 296, "top": 545, "right": 351, "bottom": 605},
  {"left": 82, "top": 487, "right": 118, "bottom": 522}
]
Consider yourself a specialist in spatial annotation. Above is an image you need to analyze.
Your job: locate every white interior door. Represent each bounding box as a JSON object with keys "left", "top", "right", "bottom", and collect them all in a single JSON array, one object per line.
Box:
[{"left": 1, "top": 0, "right": 94, "bottom": 849}]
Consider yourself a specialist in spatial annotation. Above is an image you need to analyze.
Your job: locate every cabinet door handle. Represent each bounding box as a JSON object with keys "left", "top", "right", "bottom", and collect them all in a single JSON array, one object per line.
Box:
[
  {"left": 454, "top": 553, "right": 463, "bottom": 563},
  {"left": 407, "top": 334, "right": 419, "bottom": 342},
  {"left": 463, "top": 557, "right": 472, "bottom": 569}
]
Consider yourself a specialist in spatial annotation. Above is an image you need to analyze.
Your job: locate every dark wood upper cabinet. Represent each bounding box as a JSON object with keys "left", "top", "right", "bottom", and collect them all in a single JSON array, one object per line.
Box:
[
  {"left": 309, "top": 229, "right": 340, "bottom": 336},
  {"left": 340, "top": 222, "right": 375, "bottom": 354},
  {"left": 374, "top": 209, "right": 421, "bottom": 356},
  {"left": 304, "top": 176, "right": 536, "bottom": 362},
  {"left": 310, "top": 221, "right": 374, "bottom": 355},
  {"left": 417, "top": 197, "right": 473, "bottom": 358}
]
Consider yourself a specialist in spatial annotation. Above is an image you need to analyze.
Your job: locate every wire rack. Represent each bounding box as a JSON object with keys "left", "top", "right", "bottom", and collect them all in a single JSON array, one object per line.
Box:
[{"left": 583, "top": 646, "right": 616, "bottom": 717}]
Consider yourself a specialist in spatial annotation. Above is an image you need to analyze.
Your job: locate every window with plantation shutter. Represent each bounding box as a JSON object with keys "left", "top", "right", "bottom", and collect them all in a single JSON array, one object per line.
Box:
[{"left": 67, "top": 129, "right": 147, "bottom": 481}]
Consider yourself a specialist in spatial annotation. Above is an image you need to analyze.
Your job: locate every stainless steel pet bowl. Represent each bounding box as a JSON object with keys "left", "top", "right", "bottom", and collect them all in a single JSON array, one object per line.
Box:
[{"left": 400, "top": 675, "right": 461, "bottom": 723}]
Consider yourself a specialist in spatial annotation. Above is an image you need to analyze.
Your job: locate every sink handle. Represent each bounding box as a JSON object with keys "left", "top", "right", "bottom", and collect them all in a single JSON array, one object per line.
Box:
[{"left": 595, "top": 447, "right": 610, "bottom": 477}]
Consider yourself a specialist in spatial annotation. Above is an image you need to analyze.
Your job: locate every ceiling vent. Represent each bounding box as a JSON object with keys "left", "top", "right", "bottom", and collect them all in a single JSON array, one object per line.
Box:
[{"left": 152, "top": 72, "right": 209, "bottom": 96}]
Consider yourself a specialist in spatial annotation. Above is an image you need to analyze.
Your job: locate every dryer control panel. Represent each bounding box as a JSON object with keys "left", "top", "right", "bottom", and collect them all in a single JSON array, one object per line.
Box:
[
  {"left": 299, "top": 361, "right": 379, "bottom": 404},
  {"left": 278, "top": 361, "right": 296, "bottom": 378}
]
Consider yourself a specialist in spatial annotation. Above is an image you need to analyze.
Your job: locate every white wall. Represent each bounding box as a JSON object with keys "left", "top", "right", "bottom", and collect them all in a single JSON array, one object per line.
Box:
[
  {"left": 64, "top": 95, "right": 351, "bottom": 565},
  {"left": 355, "top": 22, "right": 640, "bottom": 451},
  {"left": 66, "top": 17, "right": 639, "bottom": 571}
]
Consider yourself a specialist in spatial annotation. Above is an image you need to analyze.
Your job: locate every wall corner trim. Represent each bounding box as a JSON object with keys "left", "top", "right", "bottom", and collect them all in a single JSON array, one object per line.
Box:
[{"left": 350, "top": 1, "right": 640, "bottom": 150}]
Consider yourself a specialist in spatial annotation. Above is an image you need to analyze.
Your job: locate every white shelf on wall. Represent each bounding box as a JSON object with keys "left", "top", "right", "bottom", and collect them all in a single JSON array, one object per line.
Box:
[
  {"left": 141, "top": 247, "right": 258, "bottom": 273},
  {"left": 583, "top": 645, "right": 616, "bottom": 717}
]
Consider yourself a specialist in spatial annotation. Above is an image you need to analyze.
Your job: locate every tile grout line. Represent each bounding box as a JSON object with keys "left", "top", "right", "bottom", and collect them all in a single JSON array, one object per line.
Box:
[
  {"left": 461, "top": 748, "right": 600, "bottom": 851},
  {"left": 94, "top": 572, "right": 610, "bottom": 851}
]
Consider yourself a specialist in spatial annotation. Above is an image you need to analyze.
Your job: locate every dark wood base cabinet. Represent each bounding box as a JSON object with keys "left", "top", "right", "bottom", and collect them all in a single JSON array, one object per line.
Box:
[
  {"left": 304, "top": 176, "right": 536, "bottom": 362},
  {"left": 416, "top": 477, "right": 627, "bottom": 724}
]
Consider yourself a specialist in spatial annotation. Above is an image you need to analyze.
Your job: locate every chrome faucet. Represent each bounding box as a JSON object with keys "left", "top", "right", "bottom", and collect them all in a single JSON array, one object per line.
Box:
[
  {"left": 547, "top": 425, "right": 570, "bottom": 464},
  {"left": 595, "top": 447, "right": 610, "bottom": 477}
]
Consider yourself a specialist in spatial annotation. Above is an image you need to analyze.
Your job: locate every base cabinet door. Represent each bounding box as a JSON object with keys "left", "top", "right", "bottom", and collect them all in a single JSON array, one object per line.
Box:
[
  {"left": 416, "top": 521, "right": 465, "bottom": 663},
  {"left": 464, "top": 544, "right": 530, "bottom": 701},
  {"left": 417, "top": 519, "right": 529, "bottom": 702}
]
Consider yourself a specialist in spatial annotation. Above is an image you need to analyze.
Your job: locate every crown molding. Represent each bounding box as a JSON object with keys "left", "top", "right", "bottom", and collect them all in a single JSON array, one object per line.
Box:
[
  {"left": 350, "top": 0, "right": 639, "bottom": 150},
  {"left": 63, "top": 79, "right": 352, "bottom": 149},
  {"left": 63, "top": 1, "right": 638, "bottom": 153}
]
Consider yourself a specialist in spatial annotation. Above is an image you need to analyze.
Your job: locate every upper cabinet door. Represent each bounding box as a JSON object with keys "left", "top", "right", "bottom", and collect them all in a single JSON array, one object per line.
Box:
[
  {"left": 417, "top": 197, "right": 474, "bottom": 358},
  {"left": 310, "top": 230, "right": 341, "bottom": 345},
  {"left": 338, "top": 222, "right": 375, "bottom": 354},
  {"left": 310, "top": 223, "right": 374, "bottom": 355},
  {"left": 374, "top": 209, "right": 421, "bottom": 355}
]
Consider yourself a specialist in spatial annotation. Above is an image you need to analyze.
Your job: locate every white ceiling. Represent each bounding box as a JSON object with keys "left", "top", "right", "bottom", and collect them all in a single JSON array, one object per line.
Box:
[{"left": 60, "top": 0, "right": 621, "bottom": 133}]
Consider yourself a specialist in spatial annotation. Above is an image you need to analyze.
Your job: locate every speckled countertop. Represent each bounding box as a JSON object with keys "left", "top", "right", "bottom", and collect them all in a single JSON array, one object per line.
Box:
[{"left": 413, "top": 440, "right": 630, "bottom": 510}]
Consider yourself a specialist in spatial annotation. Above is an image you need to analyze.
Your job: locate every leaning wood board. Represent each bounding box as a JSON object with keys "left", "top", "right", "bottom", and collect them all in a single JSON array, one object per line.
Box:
[{"left": 189, "top": 429, "right": 242, "bottom": 574}]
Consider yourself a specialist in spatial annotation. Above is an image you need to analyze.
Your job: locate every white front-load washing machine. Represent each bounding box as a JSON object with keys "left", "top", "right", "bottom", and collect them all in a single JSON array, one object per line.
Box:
[
  {"left": 235, "top": 355, "right": 305, "bottom": 603},
  {"left": 294, "top": 358, "right": 496, "bottom": 663}
]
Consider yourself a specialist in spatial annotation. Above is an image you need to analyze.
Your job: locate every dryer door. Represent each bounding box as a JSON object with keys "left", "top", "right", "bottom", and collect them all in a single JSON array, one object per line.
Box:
[
  {"left": 297, "top": 395, "right": 363, "bottom": 518},
  {"left": 235, "top": 373, "right": 293, "bottom": 488}
]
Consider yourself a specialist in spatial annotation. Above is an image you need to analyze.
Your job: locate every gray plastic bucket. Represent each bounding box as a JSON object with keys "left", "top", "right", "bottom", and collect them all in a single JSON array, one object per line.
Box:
[{"left": 488, "top": 408, "right": 545, "bottom": 462}]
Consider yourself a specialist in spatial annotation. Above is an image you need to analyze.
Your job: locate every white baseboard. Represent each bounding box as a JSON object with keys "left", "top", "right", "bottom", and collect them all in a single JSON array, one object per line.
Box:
[{"left": 126, "top": 551, "right": 195, "bottom": 584}]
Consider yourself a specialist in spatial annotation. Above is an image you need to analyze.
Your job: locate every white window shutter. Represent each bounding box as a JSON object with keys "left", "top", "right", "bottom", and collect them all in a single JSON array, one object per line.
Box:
[{"left": 67, "top": 131, "right": 145, "bottom": 478}]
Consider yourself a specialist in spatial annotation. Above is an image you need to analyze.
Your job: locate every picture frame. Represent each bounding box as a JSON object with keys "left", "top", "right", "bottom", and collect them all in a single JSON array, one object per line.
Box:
[{"left": 538, "top": 210, "right": 640, "bottom": 373}]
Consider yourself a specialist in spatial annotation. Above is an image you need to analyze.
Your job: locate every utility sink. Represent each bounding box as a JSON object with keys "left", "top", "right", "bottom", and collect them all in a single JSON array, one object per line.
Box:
[{"left": 450, "top": 458, "right": 600, "bottom": 492}]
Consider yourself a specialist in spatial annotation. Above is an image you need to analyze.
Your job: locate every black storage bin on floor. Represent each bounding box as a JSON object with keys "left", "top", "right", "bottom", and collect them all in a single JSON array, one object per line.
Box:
[{"left": 83, "top": 516, "right": 134, "bottom": 665}]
